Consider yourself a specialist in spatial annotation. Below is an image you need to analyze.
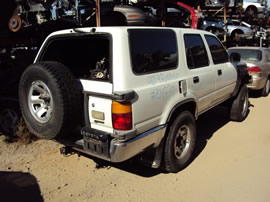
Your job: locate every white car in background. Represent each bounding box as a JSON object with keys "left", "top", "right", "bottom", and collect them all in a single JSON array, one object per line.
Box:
[
  {"left": 242, "top": 0, "right": 265, "bottom": 16},
  {"left": 225, "top": 19, "right": 253, "bottom": 41}
]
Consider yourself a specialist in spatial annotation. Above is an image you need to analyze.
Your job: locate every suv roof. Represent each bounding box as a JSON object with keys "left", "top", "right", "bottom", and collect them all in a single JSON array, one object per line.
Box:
[{"left": 47, "top": 26, "right": 213, "bottom": 38}]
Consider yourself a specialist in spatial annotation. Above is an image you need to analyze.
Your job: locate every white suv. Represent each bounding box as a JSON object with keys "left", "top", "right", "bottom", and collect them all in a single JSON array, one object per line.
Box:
[{"left": 19, "top": 27, "right": 250, "bottom": 173}]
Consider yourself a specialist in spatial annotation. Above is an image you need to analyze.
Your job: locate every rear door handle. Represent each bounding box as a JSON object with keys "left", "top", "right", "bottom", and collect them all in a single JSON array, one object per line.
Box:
[
  {"left": 193, "top": 76, "right": 199, "bottom": 83},
  {"left": 218, "top": 69, "right": 222, "bottom": 76}
]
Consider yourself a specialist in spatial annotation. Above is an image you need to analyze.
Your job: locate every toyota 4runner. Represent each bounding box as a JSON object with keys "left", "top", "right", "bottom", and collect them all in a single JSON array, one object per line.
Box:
[{"left": 19, "top": 27, "right": 250, "bottom": 173}]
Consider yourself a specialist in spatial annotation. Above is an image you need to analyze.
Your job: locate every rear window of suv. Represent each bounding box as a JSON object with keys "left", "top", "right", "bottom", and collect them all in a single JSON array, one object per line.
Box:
[
  {"left": 40, "top": 34, "right": 111, "bottom": 80},
  {"left": 128, "top": 29, "right": 178, "bottom": 74}
]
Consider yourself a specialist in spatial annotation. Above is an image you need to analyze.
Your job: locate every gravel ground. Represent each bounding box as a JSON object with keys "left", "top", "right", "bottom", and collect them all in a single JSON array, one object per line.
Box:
[{"left": 0, "top": 95, "right": 270, "bottom": 202}]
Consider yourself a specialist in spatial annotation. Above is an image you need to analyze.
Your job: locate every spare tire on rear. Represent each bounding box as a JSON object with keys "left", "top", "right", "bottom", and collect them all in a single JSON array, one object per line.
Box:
[{"left": 19, "top": 61, "right": 82, "bottom": 139}]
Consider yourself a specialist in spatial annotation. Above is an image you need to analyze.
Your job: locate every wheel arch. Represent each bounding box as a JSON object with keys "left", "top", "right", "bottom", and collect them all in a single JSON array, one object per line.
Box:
[
  {"left": 231, "top": 29, "right": 244, "bottom": 42},
  {"left": 162, "top": 101, "right": 197, "bottom": 172},
  {"left": 231, "top": 29, "right": 244, "bottom": 35},
  {"left": 166, "top": 99, "right": 197, "bottom": 128},
  {"left": 246, "top": 5, "right": 257, "bottom": 14}
]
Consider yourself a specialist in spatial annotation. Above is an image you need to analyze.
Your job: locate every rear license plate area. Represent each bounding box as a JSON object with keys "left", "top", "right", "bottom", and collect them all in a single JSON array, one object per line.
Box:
[{"left": 81, "top": 127, "right": 110, "bottom": 157}]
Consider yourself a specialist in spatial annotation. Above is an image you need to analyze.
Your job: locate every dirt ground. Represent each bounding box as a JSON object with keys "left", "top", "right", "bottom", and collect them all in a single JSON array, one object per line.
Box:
[{"left": 0, "top": 95, "right": 270, "bottom": 202}]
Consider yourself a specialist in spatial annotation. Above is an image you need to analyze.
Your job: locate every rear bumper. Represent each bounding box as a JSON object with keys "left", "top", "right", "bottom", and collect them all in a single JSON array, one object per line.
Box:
[
  {"left": 110, "top": 126, "right": 166, "bottom": 162},
  {"left": 247, "top": 75, "right": 267, "bottom": 90},
  {"left": 79, "top": 125, "right": 166, "bottom": 162}
]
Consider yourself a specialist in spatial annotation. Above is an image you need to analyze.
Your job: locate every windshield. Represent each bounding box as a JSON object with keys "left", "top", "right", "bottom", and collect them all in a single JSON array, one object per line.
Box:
[{"left": 228, "top": 49, "right": 262, "bottom": 61}]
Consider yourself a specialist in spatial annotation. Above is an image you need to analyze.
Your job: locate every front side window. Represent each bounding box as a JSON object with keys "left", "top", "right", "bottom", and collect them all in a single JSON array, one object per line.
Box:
[
  {"left": 129, "top": 29, "right": 178, "bottom": 74},
  {"left": 184, "top": 34, "right": 209, "bottom": 69},
  {"left": 205, "top": 35, "right": 229, "bottom": 64}
]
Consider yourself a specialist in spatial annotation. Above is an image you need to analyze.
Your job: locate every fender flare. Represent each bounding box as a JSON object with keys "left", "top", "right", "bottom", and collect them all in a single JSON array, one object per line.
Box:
[{"left": 166, "top": 98, "right": 197, "bottom": 124}]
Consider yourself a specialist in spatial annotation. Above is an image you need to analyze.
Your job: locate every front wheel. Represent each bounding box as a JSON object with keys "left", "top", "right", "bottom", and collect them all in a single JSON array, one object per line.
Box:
[
  {"left": 229, "top": 85, "right": 249, "bottom": 122},
  {"left": 164, "top": 111, "right": 196, "bottom": 173}
]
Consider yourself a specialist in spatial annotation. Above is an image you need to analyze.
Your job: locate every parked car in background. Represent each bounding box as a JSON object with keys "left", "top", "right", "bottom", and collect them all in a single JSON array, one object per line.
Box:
[
  {"left": 202, "top": 0, "right": 242, "bottom": 9},
  {"left": 228, "top": 47, "right": 270, "bottom": 96},
  {"left": 200, "top": 19, "right": 253, "bottom": 41},
  {"left": 8, "top": 0, "right": 153, "bottom": 33},
  {"left": 242, "top": 0, "right": 265, "bottom": 17},
  {"left": 225, "top": 19, "right": 253, "bottom": 41},
  {"left": 199, "top": 19, "right": 225, "bottom": 38}
]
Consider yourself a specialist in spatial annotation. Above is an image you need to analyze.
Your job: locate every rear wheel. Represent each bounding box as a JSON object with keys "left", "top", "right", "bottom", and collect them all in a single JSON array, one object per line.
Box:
[
  {"left": 232, "top": 30, "right": 243, "bottom": 42},
  {"left": 164, "top": 111, "right": 196, "bottom": 173},
  {"left": 229, "top": 85, "right": 249, "bottom": 122},
  {"left": 245, "top": 6, "right": 257, "bottom": 18},
  {"left": 19, "top": 61, "right": 82, "bottom": 139}
]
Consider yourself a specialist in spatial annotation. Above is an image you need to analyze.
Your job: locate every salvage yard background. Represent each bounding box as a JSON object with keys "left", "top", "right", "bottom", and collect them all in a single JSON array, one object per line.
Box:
[{"left": 1, "top": 95, "right": 269, "bottom": 202}]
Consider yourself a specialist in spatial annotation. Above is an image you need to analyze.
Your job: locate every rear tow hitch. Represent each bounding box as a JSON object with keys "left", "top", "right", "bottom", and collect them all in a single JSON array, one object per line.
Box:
[{"left": 60, "top": 146, "right": 76, "bottom": 157}]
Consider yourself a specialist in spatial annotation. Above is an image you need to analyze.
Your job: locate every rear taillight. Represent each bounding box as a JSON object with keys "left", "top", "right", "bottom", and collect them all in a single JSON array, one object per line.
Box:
[
  {"left": 112, "top": 101, "right": 132, "bottom": 130},
  {"left": 248, "top": 66, "right": 262, "bottom": 72}
]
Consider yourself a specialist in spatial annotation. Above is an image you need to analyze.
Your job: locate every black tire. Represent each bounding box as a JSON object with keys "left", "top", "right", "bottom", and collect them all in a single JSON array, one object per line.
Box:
[
  {"left": 231, "top": 30, "right": 243, "bottom": 42},
  {"left": 19, "top": 61, "right": 82, "bottom": 139},
  {"left": 261, "top": 78, "right": 270, "bottom": 97},
  {"left": 164, "top": 111, "right": 196, "bottom": 173},
  {"left": 229, "top": 85, "right": 249, "bottom": 122},
  {"left": 245, "top": 6, "right": 257, "bottom": 17}
]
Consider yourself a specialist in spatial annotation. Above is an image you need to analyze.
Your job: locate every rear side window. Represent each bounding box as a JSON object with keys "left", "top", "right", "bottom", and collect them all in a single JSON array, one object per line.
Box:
[
  {"left": 205, "top": 35, "right": 229, "bottom": 64},
  {"left": 129, "top": 29, "right": 178, "bottom": 74},
  {"left": 184, "top": 34, "right": 209, "bottom": 69}
]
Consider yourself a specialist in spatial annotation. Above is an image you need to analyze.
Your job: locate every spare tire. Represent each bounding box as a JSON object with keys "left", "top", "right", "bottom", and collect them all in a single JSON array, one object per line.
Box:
[{"left": 19, "top": 61, "right": 82, "bottom": 139}]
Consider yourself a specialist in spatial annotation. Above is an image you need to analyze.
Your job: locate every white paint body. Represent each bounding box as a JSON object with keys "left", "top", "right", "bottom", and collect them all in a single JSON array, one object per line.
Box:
[{"left": 36, "top": 27, "right": 237, "bottom": 137}]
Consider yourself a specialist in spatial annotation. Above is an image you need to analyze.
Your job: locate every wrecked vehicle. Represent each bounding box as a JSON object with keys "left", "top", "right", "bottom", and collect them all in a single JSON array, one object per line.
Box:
[{"left": 19, "top": 27, "right": 250, "bottom": 172}]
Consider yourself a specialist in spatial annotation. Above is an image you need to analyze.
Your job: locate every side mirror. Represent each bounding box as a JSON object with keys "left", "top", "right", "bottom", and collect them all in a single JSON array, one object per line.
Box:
[{"left": 230, "top": 52, "right": 241, "bottom": 63}]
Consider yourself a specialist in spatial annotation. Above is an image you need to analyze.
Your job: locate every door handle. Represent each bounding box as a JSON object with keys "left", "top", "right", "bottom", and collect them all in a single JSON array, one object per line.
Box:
[
  {"left": 218, "top": 69, "right": 222, "bottom": 76},
  {"left": 193, "top": 76, "right": 199, "bottom": 83}
]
